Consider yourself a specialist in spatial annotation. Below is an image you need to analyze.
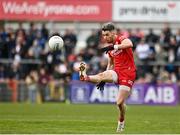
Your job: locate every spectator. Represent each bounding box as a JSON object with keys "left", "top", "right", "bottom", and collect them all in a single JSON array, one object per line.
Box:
[
  {"left": 38, "top": 68, "right": 50, "bottom": 102},
  {"left": 155, "top": 44, "right": 167, "bottom": 63},
  {"left": 0, "top": 65, "right": 6, "bottom": 82},
  {"left": 86, "top": 29, "right": 99, "bottom": 49},
  {"left": 71, "top": 56, "right": 82, "bottom": 80},
  {"left": 128, "top": 29, "right": 140, "bottom": 47},
  {"left": 63, "top": 29, "right": 77, "bottom": 56},
  {"left": 175, "top": 29, "right": 180, "bottom": 45},
  {"left": 25, "top": 70, "right": 38, "bottom": 103},
  {"left": 145, "top": 28, "right": 159, "bottom": 44},
  {"left": 41, "top": 23, "right": 49, "bottom": 40},
  {"left": 15, "top": 23, "right": 26, "bottom": 40},
  {"left": 135, "top": 38, "right": 151, "bottom": 62},
  {"left": 7, "top": 74, "right": 18, "bottom": 102},
  {"left": 135, "top": 38, "right": 153, "bottom": 74},
  {"left": 162, "top": 23, "right": 172, "bottom": 44},
  {"left": 176, "top": 46, "right": 180, "bottom": 61}
]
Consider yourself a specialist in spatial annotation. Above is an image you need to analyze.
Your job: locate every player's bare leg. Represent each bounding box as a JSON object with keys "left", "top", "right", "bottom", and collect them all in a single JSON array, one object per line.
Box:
[
  {"left": 116, "top": 86, "right": 131, "bottom": 132},
  {"left": 79, "top": 62, "right": 117, "bottom": 83}
]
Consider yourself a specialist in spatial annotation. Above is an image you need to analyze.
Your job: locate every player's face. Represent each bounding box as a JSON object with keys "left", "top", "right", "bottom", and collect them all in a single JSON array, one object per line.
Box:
[{"left": 102, "top": 30, "right": 114, "bottom": 43}]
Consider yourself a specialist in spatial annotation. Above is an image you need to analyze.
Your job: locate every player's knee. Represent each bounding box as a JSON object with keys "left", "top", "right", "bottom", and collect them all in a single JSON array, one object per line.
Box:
[
  {"left": 116, "top": 98, "right": 124, "bottom": 106},
  {"left": 97, "top": 73, "right": 104, "bottom": 82},
  {"left": 98, "top": 73, "right": 104, "bottom": 78}
]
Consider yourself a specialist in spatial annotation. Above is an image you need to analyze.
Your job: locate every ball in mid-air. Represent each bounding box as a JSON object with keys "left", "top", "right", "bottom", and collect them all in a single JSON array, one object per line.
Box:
[{"left": 48, "top": 35, "right": 64, "bottom": 50}]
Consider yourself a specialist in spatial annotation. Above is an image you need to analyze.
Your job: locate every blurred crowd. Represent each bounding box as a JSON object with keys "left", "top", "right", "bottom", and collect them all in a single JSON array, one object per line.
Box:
[{"left": 0, "top": 22, "right": 180, "bottom": 102}]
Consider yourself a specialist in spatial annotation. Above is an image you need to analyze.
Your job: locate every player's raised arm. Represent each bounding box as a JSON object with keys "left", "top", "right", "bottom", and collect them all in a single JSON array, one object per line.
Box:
[
  {"left": 114, "top": 38, "right": 133, "bottom": 50},
  {"left": 99, "top": 38, "right": 133, "bottom": 53}
]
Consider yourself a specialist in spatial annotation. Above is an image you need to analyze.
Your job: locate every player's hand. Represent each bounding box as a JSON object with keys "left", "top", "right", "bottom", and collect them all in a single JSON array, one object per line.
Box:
[
  {"left": 96, "top": 81, "right": 106, "bottom": 91},
  {"left": 114, "top": 44, "right": 119, "bottom": 50}
]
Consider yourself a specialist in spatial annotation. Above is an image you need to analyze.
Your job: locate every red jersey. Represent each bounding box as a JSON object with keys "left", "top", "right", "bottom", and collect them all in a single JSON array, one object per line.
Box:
[{"left": 108, "top": 35, "right": 136, "bottom": 87}]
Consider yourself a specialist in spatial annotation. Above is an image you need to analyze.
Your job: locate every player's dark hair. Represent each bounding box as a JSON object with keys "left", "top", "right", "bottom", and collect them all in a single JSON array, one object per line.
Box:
[{"left": 102, "top": 22, "right": 115, "bottom": 31}]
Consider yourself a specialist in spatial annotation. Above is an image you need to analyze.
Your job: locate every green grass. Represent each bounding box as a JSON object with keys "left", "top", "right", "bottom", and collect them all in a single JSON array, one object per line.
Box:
[{"left": 0, "top": 103, "right": 180, "bottom": 134}]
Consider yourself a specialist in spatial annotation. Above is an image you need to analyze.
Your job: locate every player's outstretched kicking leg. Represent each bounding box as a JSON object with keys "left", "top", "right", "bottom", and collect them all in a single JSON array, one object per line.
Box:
[{"left": 79, "top": 62, "right": 116, "bottom": 83}]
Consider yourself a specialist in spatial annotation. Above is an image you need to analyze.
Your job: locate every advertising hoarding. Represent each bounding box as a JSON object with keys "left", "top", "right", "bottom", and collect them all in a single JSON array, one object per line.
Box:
[
  {"left": 0, "top": 0, "right": 111, "bottom": 21},
  {"left": 70, "top": 81, "right": 179, "bottom": 105},
  {"left": 113, "top": 0, "right": 180, "bottom": 22}
]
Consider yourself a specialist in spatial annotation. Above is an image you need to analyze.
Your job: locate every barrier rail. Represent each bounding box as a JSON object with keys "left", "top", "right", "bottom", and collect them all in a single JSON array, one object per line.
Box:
[
  {"left": 0, "top": 80, "right": 68, "bottom": 103},
  {"left": 1, "top": 58, "right": 180, "bottom": 66}
]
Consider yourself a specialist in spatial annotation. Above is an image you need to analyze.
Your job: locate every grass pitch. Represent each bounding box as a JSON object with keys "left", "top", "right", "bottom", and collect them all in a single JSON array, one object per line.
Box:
[{"left": 0, "top": 103, "right": 180, "bottom": 134}]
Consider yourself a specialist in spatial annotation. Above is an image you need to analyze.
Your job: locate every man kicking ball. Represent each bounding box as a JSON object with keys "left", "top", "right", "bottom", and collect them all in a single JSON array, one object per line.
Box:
[{"left": 79, "top": 22, "right": 136, "bottom": 132}]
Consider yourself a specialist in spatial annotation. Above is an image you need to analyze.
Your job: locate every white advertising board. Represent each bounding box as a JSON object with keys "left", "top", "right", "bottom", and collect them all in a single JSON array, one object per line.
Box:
[{"left": 113, "top": 0, "right": 180, "bottom": 22}]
